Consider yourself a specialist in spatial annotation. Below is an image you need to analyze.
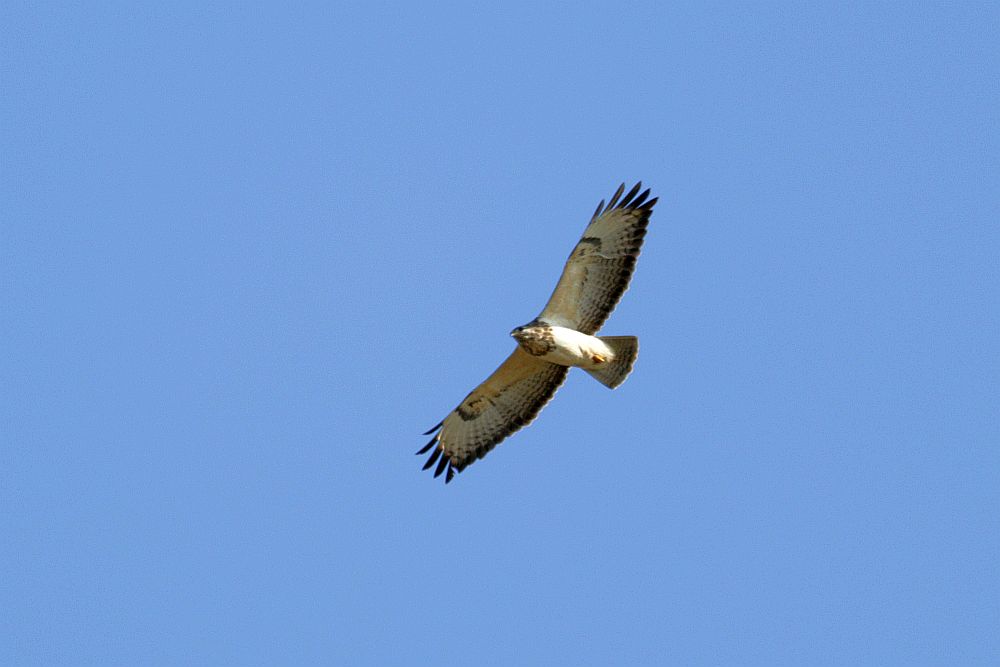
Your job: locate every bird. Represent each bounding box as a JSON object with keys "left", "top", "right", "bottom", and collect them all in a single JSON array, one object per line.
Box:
[{"left": 418, "top": 182, "right": 658, "bottom": 483}]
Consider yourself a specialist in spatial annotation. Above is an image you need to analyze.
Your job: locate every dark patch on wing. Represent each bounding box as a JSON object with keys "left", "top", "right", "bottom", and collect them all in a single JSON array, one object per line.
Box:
[
  {"left": 456, "top": 394, "right": 489, "bottom": 421},
  {"left": 418, "top": 359, "right": 568, "bottom": 484},
  {"left": 571, "top": 237, "right": 603, "bottom": 261}
]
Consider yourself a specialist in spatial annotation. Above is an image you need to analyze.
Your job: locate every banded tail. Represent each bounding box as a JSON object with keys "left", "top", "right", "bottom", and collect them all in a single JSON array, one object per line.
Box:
[{"left": 585, "top": 336, "right": 639, "bottom": 389}]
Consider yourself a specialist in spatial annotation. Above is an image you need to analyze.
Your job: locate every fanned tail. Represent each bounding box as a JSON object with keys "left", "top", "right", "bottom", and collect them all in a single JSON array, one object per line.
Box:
[{"left": 584, "top": 336, "right": 638, "bottom": 389}]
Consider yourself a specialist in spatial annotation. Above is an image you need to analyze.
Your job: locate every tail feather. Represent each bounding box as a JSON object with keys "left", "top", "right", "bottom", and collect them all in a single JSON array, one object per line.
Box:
[{"left": 585, "top": 336, "right": 638, "bottom": 389}]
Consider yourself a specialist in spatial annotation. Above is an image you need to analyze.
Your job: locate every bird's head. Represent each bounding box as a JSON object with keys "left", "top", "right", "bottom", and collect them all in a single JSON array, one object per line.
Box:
[
  {"left": 510, "top": 324, "right": 540, "bottom": 342},
  {"left": 510, "top": 322, "right": 553, "bottom": 356}
]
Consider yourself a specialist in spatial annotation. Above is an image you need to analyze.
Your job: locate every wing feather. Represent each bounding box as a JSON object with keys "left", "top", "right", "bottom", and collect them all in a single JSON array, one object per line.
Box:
[
  {"left": 418, "top": 348, "right": 568, "bottom": 483},
  {"left": 537, "top": 182, "right": 657, "bottom": 334}
]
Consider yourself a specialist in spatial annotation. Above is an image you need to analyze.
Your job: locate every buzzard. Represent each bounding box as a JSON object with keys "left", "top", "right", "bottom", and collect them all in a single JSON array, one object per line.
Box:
[{"left": 418, "top": 182, "right": 658, "bottom": 483}]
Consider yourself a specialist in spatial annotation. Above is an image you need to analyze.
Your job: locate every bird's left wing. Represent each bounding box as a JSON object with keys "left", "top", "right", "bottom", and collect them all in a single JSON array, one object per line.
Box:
[
  {"left": 418, "top": 347, "right": 569, "bottom": 483},
  {"left": 537, "top": 182, "right": 657, "bottom": 334}
]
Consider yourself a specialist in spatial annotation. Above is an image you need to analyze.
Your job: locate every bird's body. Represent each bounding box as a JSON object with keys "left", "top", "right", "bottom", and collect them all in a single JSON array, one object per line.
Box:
[
  {"left": 418, "top": 182, "right": 658, "bottom": 483},
  {"left": 513, "top": 324, "right": 610, "bottom": 365},
  {"left": 513, "top": 323, "right": 611, "bottom": 368}
]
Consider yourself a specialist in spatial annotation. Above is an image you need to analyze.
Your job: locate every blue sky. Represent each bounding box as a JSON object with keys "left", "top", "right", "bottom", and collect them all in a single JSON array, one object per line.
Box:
[{"left": 3, "top": 2, "right": 998, "bottom": 664}]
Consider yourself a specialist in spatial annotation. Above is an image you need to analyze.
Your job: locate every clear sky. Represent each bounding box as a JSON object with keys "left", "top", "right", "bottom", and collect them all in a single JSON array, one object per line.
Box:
[{"left": 3, "top": 2, "right": 998, "bottom": 665}]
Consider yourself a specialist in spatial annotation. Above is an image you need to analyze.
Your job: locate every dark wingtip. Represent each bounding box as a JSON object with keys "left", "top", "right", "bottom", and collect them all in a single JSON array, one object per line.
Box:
[
  {"left": 619, "top": 182, "right": 642, "bottom": 208},
  {"left": 640, "top": 196, "right": 659, "bottom": 211},
  {"left": 422, "top": 447, "right": 442, "bottom": 470},
  {"left": 445, "top": 463, "right": 456, "bottom": 483},
  {"left": 592, "top": 199, "right": 605, "bottom": 219},
  {"left": 415, "top": 436, "right": 437, "bottom": 455},
  {"left": 433, "top": 454, "right": 449, "bottom": 478},
  {"left": 631, "top": 188, "right": 651, "bottom": 208},
  {"left": 422, "top": 421, "right": 444, "bottom": 436},
  {"left": 606, "top": 183, "right": 626, "bottom": 210}
]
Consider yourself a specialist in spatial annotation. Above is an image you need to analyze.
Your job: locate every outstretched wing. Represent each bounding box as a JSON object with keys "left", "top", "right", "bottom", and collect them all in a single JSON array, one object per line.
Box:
[
  {"left": 417, "top": 347, "right": 569, "bottom": 483},
  {"left": 538, "top": 182, "right": 657, "bottom": 335}
]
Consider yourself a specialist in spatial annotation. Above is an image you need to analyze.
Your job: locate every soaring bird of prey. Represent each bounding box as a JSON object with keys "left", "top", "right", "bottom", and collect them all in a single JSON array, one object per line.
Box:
[{"left": 418, "top": 182, "right": 658, "bottom": 483}]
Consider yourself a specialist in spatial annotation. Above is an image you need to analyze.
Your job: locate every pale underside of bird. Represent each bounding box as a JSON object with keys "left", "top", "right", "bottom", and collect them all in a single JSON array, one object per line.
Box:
[{"left": 418, "top": 182, "right": 658, "bottom": 483}]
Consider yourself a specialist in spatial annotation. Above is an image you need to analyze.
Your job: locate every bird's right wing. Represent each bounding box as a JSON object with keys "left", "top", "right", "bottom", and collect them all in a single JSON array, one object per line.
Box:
[{"left": 418, "top": 347, "right": 569, "bottom": 483}]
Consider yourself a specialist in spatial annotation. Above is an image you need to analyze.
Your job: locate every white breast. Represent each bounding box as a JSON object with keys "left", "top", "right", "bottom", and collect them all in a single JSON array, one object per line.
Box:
[{"left": 544, "top": 326, "right": 613, "bottom": 368}]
